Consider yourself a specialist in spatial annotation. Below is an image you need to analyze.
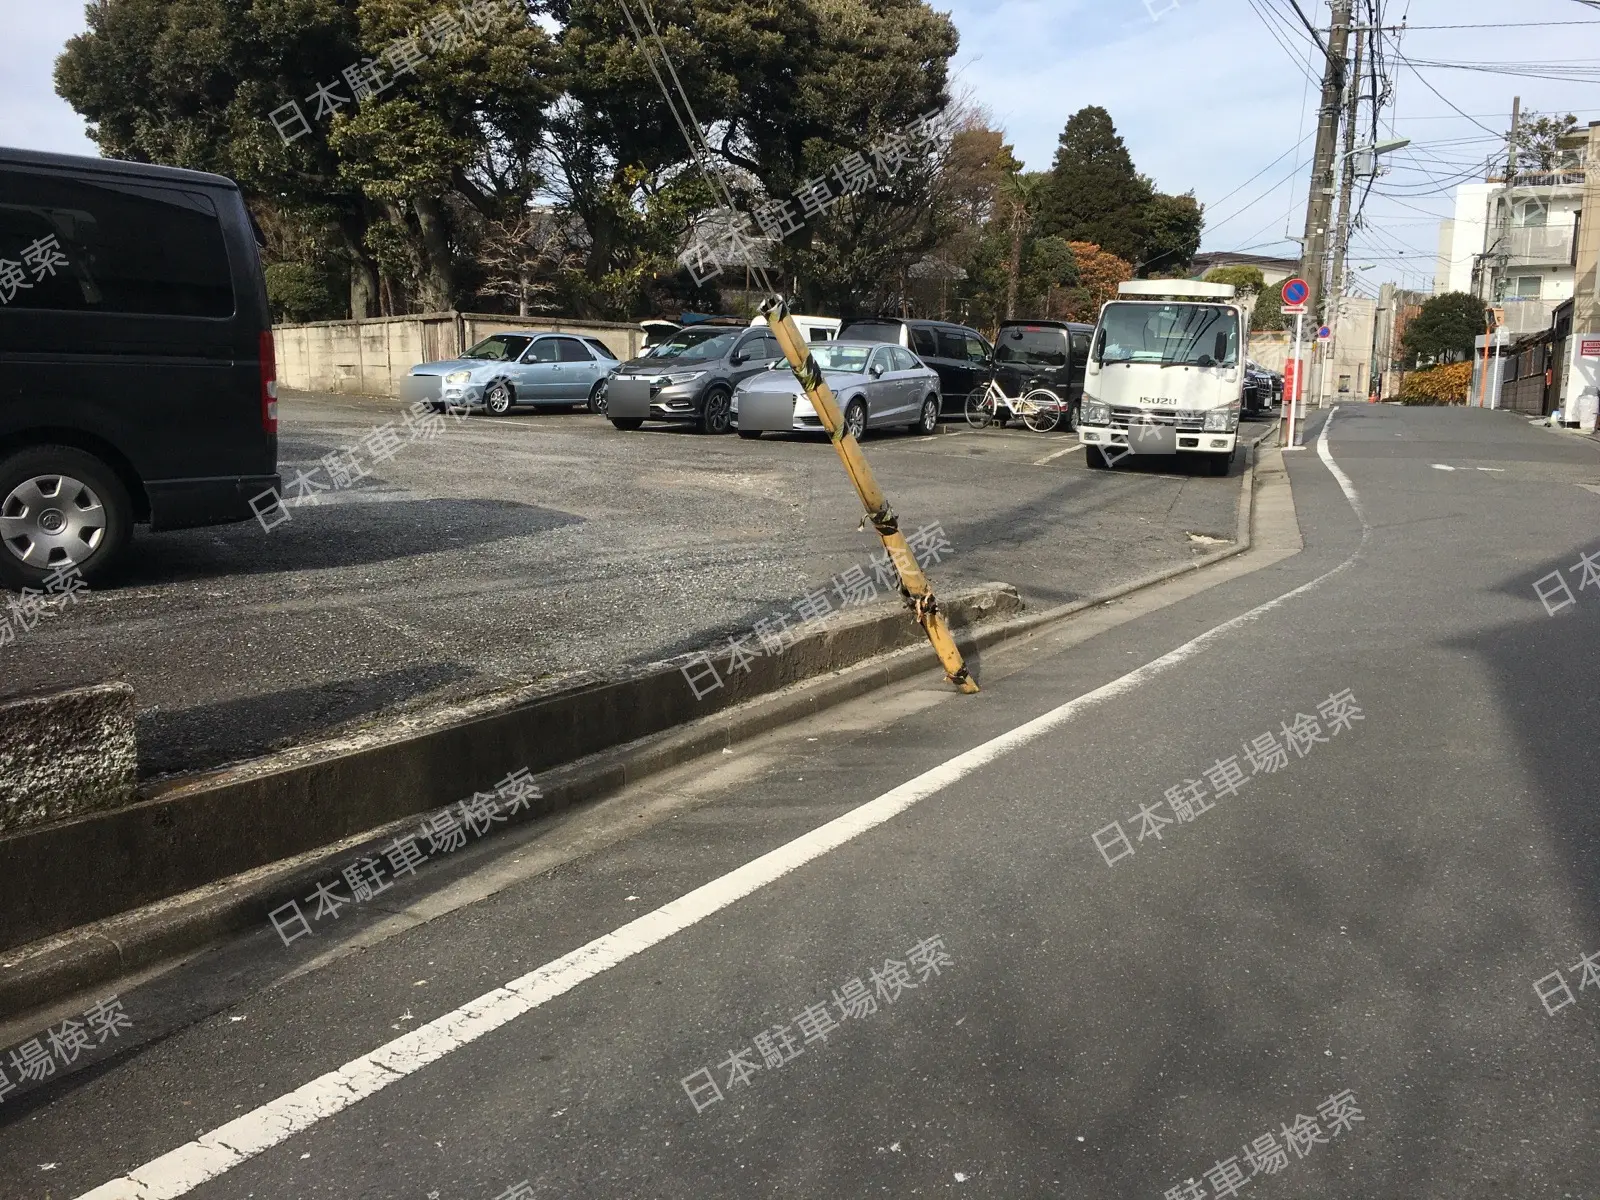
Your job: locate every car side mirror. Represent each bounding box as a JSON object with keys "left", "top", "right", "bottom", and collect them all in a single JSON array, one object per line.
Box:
[
  {"left": 870, "top": 363, "right": 885, "bottom": 378},
  {"left": 730, "top": 352, "right": 747, "bottom": 366}
]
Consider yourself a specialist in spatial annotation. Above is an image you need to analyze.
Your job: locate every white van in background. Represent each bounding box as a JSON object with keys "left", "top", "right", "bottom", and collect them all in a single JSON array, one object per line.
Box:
[{"left": 752, "top": 314, "right": 840, "bottom": 344}]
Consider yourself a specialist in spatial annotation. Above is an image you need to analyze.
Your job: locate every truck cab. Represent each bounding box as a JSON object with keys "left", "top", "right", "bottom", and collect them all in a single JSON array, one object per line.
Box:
[{"left": 1077, "top": 280, "right": 1247, "bottom": 476}]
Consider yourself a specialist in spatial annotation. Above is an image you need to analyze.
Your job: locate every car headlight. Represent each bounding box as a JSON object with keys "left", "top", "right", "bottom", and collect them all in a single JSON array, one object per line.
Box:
[
  {"left": 1083, "top": 400, "right": 1110, "bottom": 425},
  {"left": 444, "top": 370, "right": 472, "bottom": 386},
  {"left": 656, "top": 371, "right": 705, "bottom": 387}
]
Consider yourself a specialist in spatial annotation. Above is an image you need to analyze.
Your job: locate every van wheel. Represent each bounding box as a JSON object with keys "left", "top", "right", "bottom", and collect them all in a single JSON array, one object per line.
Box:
[
  {"left": 0, "top": 446, "right": 134, "bottom": 590},
  {"left": 485, "top": 380, "right": 514, "bottom": 415}
]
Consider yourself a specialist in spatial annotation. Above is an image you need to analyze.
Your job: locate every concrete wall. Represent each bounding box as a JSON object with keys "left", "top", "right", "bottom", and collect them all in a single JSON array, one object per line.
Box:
[
  {"left": 1249, "top": 331, "right": 1291, "bottom": 373},
  {"left": 274, "top": 312, "right": 649, "bottom": 398}
]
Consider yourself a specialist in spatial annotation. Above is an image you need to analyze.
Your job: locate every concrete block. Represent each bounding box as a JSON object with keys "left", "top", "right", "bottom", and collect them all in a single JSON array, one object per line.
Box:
[{"left": 0, "top": 683, "right": 137, "bottom": 837}]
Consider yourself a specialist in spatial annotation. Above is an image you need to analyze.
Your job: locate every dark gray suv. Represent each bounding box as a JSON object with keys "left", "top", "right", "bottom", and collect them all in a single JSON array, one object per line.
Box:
[{"left": 605, "top": 322, "right": 784, "bottom": 434}]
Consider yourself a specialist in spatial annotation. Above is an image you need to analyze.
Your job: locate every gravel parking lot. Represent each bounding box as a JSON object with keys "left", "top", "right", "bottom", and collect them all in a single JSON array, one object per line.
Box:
[{"left": 2, "top": 389, "right": 1258, "bottom": 778}]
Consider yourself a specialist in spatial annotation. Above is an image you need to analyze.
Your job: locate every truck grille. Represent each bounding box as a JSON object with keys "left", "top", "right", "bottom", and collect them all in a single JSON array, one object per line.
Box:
[{"left": 1110, "top": 406, "right": 1206, "bottom": 430}]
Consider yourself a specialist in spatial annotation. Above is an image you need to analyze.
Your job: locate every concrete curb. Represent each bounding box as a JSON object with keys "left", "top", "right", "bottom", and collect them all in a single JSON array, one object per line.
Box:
[{"left": 0, "top": 429, "right": 1276, "bottom": 1020}]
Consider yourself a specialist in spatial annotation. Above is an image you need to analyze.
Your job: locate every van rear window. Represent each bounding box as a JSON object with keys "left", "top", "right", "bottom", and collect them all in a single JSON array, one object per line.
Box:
[
  {"left": 0, "top": 169, "right": 234, "bottom": 318},
  {"left": 840, "top": 321, "right": 902, "bottom": 345},
  {"left": 996, "top": 327, "right": 1069, "bottom": 367}
]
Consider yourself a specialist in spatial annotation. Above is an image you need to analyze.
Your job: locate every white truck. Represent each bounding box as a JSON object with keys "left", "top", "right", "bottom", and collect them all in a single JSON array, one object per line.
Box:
[{"left": 1076, "top": 280, "right": 1248, "bottom": 476}]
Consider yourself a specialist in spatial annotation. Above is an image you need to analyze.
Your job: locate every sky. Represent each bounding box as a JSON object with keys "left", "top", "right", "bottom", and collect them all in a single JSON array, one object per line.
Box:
[{"left": 5, "top": 0, "right": 1598, "bottom": 299}]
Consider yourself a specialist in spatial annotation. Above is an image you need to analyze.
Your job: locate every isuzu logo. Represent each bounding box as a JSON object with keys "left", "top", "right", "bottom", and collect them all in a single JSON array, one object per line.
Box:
[{"left": 1139, "top": 396, "right": 1178, "bottom": 405}]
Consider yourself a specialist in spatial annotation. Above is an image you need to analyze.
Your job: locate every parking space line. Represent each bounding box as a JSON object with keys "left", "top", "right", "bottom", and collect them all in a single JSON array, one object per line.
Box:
[{"left": 1033, "top": 440, "right": 1082, "bottom": 466}]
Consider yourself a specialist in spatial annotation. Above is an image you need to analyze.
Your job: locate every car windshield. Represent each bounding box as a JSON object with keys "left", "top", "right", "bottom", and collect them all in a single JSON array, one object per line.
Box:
[
  {"left": 810, "top": 345, "right": 872, "bottom": 373},
  {"left": 1095, "top": 303, "right": 1240, "bottom": 367},
  {"left": 996, "top": 327, "right": 1069, "bottom": 367},
  {"left": 461, "top": 335, "right": 533, "bottom": 361},
  {"left": 649, "top": 329, "right": 740, "bottom": 361}
]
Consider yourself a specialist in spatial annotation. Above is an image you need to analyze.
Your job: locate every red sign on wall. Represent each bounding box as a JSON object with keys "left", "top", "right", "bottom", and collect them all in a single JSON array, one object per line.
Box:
[{"left": 1580, "top": 338, "right": 1600, "bottom": 359}]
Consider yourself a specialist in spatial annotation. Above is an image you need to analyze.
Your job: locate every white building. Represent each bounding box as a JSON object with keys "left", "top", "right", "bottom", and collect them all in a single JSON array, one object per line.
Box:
[{"left": 1434, "top": 152, "right": 1586, "bottom": 339}]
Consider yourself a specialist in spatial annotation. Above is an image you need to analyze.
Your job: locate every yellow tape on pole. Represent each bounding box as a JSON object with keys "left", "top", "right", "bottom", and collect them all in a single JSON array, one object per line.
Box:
[{"left": 759, "top": 296, "right": 978, "bottom": 694}]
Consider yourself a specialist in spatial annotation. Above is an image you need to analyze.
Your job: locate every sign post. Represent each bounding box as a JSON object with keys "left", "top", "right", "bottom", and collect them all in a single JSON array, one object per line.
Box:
[{"left": 1280, "top": 278, "right": 1309, "bottom": 448}]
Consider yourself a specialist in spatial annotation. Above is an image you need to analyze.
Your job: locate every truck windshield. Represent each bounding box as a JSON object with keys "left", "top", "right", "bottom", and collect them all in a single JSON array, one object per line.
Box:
[
  {"left": 996, "top": 327, "right": 1069, "bottom": 367},
  {"left": 1096, "top": 303, "right": 1239, "bottom": 368}
]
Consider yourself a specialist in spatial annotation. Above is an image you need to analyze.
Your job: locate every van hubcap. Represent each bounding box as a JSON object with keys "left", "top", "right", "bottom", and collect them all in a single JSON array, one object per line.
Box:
[{"left": 0, "top": 474, "right": 106, "bottom": 568}]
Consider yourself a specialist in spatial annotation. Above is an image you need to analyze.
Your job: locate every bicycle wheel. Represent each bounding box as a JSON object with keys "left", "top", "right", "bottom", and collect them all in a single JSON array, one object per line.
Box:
[
  {"left": 964, "top": 389, "right": 995, "bottom": 429},
  {"left": 1021, "top": 389, "right": 1062, "bottom": 433}
]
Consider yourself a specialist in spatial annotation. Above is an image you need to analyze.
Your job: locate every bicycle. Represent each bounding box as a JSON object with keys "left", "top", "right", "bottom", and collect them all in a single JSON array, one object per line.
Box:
[{"left": 964, "top": 378, "right": 1067, "bottom": 433}]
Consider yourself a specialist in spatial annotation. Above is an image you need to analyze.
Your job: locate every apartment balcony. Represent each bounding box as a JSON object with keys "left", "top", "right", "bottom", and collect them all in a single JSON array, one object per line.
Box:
[
  {"left": 1494, "top": 298, "right": 1558, "bottom": 336},
  {"left": 1499, "top": 226, "right": 1575, "bottom": 266}
]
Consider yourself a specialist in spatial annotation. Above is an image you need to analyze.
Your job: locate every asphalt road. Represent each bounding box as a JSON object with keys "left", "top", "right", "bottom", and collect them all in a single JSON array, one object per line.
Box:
[
  {"left": 5, "top": 404, "right": 1600, "bottom": 1199},
  {"left": 1, "top": 389, "right": 1251, "bottom": 779}
]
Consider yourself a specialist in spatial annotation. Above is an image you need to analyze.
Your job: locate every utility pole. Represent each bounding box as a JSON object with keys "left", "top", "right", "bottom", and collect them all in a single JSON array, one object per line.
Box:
[
  {"left": 1506, "top": 96, "right": 1521, "bottom": 179},
  {"left": 1299, "top": 0, "right": 1354, "bottom": 400},
  {"left": 1323, "top": 21, "right": 1365, "bottom": 407}
]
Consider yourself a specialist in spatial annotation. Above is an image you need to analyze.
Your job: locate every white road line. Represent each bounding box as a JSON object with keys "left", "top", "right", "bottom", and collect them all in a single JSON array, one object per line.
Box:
[
  {"left": 1033, "top": 440, "right": 1082, "bottom": 466},
  {"left": 76, "top": 427, "right": 1367, "bottom": 1200}
]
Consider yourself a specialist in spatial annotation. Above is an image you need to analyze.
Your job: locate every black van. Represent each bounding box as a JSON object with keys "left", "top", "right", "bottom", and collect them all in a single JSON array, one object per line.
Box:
[
  {"left": 992, "top": 320, "right": 1095, "bottom": 429},
  {"left": 0, "top": 148, "right": 279, "bottom": 589},
  {"left": 837, "top": 318, "right": 993, "bottom": 416}
]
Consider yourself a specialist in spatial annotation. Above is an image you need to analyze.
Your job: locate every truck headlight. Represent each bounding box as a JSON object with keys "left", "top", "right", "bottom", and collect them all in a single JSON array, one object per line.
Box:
[
  {"left": 444, "top": 370, "right": 472, "bottom": 386},
  {"left": 1203, "top": 406, "right": 1239, "bottom": 432},
  {"left": 1082, "top": 400, "right": 1110, "bottom": 425}
]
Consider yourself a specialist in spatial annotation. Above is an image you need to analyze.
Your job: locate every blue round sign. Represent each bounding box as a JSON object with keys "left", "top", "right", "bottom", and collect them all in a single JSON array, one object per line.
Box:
[{"left": 1282, "top": 277, "right": 1309, "bottom": 306}]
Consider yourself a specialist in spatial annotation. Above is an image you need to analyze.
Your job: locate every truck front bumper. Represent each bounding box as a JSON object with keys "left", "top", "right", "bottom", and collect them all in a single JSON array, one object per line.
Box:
[{"left": 1079, "top": 425, "right": 1237, "bottom": 455}]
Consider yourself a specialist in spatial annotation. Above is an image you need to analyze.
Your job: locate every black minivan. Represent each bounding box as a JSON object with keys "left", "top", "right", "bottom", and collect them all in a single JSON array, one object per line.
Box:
[
  {"left": 0, "top": 148, "right": 279, "bottom": 589},
  {"left": 837, "top": 318, "right": 993, "bottom": 416},
  {"left": 992, "top": 320, "right": 1095, "bottom": 429}
]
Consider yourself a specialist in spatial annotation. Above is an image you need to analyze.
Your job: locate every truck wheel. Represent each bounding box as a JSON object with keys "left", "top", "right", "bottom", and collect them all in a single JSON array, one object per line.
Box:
[
  {"left": 610, "top": 418, "right": 644, "bottom": 431},
  {"left": 0, "top": 445, "right": 134, "bottom": 590},
  {"left": 1085, "top": 445, "right": 1110, "bottom": 469},
  {"left": 1210, "top": 452, "right": 1232, "bottom": 477}
]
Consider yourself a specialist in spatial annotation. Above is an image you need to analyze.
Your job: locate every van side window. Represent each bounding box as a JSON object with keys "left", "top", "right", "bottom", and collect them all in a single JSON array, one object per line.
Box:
[
  {"left": 911, "top": 327, "right": 938, "bottom": 357},
  {"left": 936, "top": 330, "right": 966, "bottom": 360},
  {"left": 1071, "top": 332, "right": 1091, "bottom": 361},
  {"left": 964, "top": 334, "right": 990, "bottom": 364},
  {"left": 0, "top": 169, "right": 234, "bottom": 317}
]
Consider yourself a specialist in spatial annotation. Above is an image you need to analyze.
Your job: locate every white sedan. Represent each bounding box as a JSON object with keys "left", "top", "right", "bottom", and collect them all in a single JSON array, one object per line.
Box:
[{"left": 731, "top": 342, "right": 942, "bottom": 439}]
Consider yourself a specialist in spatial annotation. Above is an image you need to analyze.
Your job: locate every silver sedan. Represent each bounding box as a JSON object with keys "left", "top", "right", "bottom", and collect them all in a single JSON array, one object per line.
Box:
[{"left": 731, "top": 342, "right": 942, "bottom": 439}]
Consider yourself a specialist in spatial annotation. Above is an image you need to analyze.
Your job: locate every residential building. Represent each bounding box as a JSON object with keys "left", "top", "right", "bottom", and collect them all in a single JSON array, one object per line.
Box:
[
  {"left": 1434, "top": 128, "right": 1587, "bottom": 340},
  {"left": 1189, "top": 251, "right": 1300, "bottom": 288}
]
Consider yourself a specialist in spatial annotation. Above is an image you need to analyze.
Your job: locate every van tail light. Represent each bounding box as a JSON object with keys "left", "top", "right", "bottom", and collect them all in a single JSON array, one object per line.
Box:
[{"left": 259, "top": 330, "right": 278, "bottom": 434}]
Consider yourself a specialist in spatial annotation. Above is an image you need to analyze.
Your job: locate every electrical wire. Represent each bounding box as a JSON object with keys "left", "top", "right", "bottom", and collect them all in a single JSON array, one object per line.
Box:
[{"left": 614, "top": 0, "right": 777, "bottom": 294}]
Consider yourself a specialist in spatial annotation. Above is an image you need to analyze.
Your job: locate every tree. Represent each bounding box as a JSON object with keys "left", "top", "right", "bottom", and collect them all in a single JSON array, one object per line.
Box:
[
  {"left": 1034, "top": 107, "right": 1204, "bottom": 275},
  {"left": 1400, "top": 291, "right": 1491, "bottom": 366},
  {"left": 1139, "top": 190, "right": 1203, "bottom": 277},
  {"left": 1059, "top": 241, "right": 1132, "bottom": 322},
  {"left": 1036, "top": 107, "right": 1149, "bottom": 263},
  {"left": 1511, "top": 111, "right": 1579, "bottom": 172},
  {"left": 1204, "top": 266, "right": 1266, "bottom": 292},
  {"left": 56, "top": 0, "right": 563, "bottom": 317},
  {"left": 1251, "top": 287, "right": 1285, "bottom": 332}
]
